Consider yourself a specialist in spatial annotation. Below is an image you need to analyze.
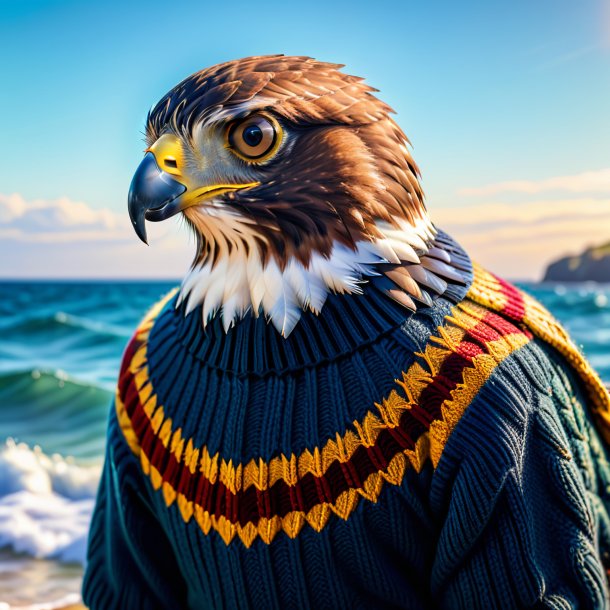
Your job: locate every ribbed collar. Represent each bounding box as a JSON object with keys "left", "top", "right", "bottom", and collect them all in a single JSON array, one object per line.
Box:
[{"left": 149, "top": 229, "right": 472, "bottom": 377}]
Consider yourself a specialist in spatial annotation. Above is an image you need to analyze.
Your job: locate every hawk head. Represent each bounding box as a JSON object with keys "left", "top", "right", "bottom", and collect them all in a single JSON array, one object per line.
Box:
[{"left": 128, "top": 55, "right": 465, "bottom": 336}]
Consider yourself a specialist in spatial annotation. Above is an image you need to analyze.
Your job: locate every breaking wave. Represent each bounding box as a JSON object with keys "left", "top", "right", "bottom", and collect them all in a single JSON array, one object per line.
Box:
[{"left": 0, "top": 439, "right": 101, "bottom": 565}]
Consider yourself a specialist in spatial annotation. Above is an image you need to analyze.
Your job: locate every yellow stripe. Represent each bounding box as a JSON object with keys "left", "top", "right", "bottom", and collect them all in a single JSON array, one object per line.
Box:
[
  {"left": 428, "top": 333, "right": 529, "bottom": 466},
  {"left": 468, "top": 264, "right": 508, "bottom": 312}
]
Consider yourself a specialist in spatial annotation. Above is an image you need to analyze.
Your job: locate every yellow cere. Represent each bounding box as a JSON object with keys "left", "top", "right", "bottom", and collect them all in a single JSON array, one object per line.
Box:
[
  {"left": 147, "top": 134, "right": 185, "bottom": 177},
  {"left": 147, "top": 133, "right": 260, "bottom": 207}
]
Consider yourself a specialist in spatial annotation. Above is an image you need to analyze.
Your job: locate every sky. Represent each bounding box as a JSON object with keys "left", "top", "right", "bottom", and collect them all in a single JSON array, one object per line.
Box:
[{"left": 0, "top": 0, "right": 609, "bottom": 279}]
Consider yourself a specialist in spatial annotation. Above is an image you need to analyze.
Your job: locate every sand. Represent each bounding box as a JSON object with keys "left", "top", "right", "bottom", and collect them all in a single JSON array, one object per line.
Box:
[{"left": 0, "top": 549, "right": 84, "bottom": 610}]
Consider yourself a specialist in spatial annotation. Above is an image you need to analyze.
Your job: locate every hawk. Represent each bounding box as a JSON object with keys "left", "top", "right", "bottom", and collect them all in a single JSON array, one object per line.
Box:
[{"left": 83, "top": 55, "right": 610, "bottom": 610}]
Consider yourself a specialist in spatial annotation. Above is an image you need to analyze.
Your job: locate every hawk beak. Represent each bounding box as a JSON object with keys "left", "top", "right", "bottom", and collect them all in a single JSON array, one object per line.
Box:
[
  {"left": 127, "top": 152, "right": 187, "bottom": 244},
  {"left": 128, "top": 132, "right": 261, "bottom": 244}
]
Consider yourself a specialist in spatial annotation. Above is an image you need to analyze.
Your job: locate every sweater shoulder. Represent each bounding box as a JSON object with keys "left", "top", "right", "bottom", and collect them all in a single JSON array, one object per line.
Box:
[
  {"left": 466, "top": 264, "right": 610, "bottom": 443},
  {"left": 427, "top": 322, "right": 610, "bottom": 609}
]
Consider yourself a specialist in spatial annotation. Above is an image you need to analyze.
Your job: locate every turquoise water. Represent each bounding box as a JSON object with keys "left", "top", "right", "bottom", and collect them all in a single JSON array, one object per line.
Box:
[
  {"left": 0, "top": 281, "right": 176, "bottom": 462},
  {"left": 0, "top": 280, "right": 609, "bottom": 607}
]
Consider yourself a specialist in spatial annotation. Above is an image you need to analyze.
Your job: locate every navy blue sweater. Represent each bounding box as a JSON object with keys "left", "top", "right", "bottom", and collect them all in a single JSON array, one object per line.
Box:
[{"left": 83, "top": 236, "right": 610, "bottom": 609}]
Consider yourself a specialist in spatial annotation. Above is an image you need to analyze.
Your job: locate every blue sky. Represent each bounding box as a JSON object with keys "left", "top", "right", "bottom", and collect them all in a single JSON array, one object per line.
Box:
[{"left": 1, "top": 0, "right": 609, "bottom": 278}]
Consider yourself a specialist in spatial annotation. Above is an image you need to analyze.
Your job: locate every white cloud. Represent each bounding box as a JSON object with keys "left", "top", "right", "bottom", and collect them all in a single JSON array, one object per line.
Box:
[
  {"left": 0, "top": 193, "right": 131, "bottom": 242},
  {"left": 435, "top": 197, "right": 610, "bottom": 280},
  {"left": 536, "top": 43, "right": 600, "bottom": 70},
  {"left": 458, "top": 167, "right": 610, "bottom": 197},
  {"left": 443, "top": 167, "right": 610, "bottom": 279},
  {"left": 0, "top": 193, "right": 192, "bottom": 278}
]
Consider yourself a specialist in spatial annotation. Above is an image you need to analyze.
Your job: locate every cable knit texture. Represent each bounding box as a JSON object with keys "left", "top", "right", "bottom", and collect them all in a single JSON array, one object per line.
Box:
[{"left": 83, "top": 232, "right": 610, "bottom": 609}]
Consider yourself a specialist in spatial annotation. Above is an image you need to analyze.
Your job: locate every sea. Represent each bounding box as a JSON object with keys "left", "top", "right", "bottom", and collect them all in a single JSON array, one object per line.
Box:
[{"left": 0, "top": 280, "right": 609, "bottom": 608}]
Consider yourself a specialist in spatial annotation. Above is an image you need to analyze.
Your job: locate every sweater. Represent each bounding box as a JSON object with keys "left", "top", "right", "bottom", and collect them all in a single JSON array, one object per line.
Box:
[{"left": 83, "top": 232, "right": 610, "bottom": 610}]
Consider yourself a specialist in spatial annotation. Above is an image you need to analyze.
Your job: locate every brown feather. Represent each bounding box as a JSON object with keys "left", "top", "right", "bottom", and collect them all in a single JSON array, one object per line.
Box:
[
  {"left": 386, "top": 289, "right": 417, "bottom": 311},
  {"left": 384, "top": 268, "right": 422, "bottom": 299}
]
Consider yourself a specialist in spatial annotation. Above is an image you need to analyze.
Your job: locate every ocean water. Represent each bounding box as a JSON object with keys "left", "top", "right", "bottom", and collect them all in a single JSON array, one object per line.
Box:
[
  {"left": 0, "top": 280, "right": 609, "bottom": 608},
  {"left": 0, "top": 281, "right": 175, "bottom": 609}
]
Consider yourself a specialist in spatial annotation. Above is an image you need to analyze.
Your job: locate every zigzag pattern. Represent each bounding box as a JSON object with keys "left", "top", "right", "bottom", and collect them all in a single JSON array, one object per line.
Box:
[{"left": 115, "top": 274, "right": 542, "bottom": 546}]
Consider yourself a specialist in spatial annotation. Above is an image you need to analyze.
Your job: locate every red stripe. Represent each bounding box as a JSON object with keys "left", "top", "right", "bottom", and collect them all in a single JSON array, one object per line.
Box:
[
  {"left": 416, "top": 310, "right": 522, "bottom": 422},
  {"left": 119, "top": 332, "right": 140, "bottom": 381},
  {"left": 495, "top": 275, "right": 526, "bottom": 322}
]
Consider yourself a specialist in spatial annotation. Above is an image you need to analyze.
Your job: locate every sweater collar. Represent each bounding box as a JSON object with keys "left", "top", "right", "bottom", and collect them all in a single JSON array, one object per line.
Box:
[{"left": 150, "top": 229, "right": 472, "bottom": 377}]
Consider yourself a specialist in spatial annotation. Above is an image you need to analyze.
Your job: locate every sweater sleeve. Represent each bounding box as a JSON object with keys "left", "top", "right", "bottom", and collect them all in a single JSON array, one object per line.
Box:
[
  {"left": 429, "top": 341, "right": 610, "bottom": 610},
  {"left": 82, "top": 407, "right": 188, "bottom": 610}
]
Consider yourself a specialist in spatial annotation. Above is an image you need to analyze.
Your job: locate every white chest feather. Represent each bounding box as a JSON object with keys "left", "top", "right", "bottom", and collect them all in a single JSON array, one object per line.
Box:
[{"left": 178, "top": 207, "right": 438, "bottom": 337}]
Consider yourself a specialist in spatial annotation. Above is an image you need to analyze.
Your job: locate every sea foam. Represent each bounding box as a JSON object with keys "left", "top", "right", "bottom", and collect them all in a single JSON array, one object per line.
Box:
[{"left": 0, "top": 439, "right": 101, "bottom": 565}]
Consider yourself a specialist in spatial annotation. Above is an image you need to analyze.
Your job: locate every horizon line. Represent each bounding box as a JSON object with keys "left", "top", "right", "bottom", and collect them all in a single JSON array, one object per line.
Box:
[{"left": 0, "top": 276, "right": 540, "bottom": 285}]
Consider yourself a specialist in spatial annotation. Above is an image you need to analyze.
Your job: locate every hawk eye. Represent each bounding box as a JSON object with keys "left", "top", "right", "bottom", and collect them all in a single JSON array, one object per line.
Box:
[{"left": 228, "top": 115, "right": 279, "bottom": 161}]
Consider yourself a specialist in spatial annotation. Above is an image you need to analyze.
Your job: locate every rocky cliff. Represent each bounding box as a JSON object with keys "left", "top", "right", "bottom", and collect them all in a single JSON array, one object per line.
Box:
[{"left": 544, "top": 242, "right": 610, "bottom": 282}]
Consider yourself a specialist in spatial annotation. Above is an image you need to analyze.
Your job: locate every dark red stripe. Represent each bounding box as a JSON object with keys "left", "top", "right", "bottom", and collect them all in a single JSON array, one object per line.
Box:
[
  {"left": 415, "top": 309, "right": 522, "bottom": 424},
  {"left": 495, "top": 275, "right": 526, "bottom": 322},
  {"left": 119, "top": 333, "right": 141, "bottom": 383},
  {"left": 118, "top": 311, "right": 527, "bottom": 527}
]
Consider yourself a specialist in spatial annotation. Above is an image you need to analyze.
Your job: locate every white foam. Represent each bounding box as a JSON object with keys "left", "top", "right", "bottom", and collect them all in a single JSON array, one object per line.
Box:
[{"left": 0, "top": 439, "right": 101, "bottom": 564}]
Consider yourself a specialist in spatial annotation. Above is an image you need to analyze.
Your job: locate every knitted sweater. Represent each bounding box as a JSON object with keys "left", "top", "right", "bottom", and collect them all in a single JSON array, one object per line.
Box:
[{"left": 83, "top": 234, "right": 610, "bottom": 610}]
